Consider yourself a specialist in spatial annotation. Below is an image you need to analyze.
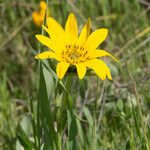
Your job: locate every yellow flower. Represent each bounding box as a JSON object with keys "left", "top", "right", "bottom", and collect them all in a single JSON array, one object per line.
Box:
[
  {"left": 32, "top": 1, "right": 48, "bottom": 27},
  {"left": 35, "top": 13, "right": 118, "bottom": 80}
]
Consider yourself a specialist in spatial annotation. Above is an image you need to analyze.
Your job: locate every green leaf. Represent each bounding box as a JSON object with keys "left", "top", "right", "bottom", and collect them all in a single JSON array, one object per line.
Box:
[
  {"left": 76, "top": 118, "right": 84, "bottom": 148},
  {"left": 79, "top": 79, "right": 87, "bottom": 100},
  {"left": 17, "top": 124, "right": 33, "bottom": 149},
  {"left": 117, "top": 99, "right": 124, "bottom": 111},
  {"left": 67, "top": 110, "right": 78, "bottom": 150},
  {"left": 37, "top": 63, "right": 58, "bottom": 149},
  {"left": 43, "top": 60, "right": 55, "bottom": 99},
  {"left": 83, "top": 107, "right": 93, "bottom": 126}
]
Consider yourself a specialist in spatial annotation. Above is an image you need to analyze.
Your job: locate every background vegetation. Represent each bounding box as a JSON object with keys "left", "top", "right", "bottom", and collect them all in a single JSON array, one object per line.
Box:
[{"left": 0, "top": 0, "right": 150, "bottom": 149}]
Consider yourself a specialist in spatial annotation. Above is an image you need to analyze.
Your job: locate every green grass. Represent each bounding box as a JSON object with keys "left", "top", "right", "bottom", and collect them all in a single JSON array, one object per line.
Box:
[{"left": 0, "top": 0, "right": 150, "bottom": 149}]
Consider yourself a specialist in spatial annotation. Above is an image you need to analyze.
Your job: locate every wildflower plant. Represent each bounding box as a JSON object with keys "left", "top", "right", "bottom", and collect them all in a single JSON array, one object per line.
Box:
[
  {"left": 32, "top": 1, "right": 49, "bottom": 27},
  {"left": 31, "top": 11, "right": 120, "bottom": 150},
  {"left": 35, "top": 13, "right": 118, "bottom": 80},
  {"left": 1, "top": 0, "right": 150, "bottom": 149}
]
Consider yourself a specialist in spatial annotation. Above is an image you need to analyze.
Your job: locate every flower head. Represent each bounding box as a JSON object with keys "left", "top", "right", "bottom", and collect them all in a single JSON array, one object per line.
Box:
[
  {"left": 35, "top": 13, "right": 118, "bottom": 80},
  {"left": 32, "top": 1, "right": 48, "bottom": 27}
]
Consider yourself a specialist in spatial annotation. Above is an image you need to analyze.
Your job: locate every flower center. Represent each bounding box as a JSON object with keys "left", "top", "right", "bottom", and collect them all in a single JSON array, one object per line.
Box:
[{"left": 62, "top": 44, "right": 88, "bottom": 64}]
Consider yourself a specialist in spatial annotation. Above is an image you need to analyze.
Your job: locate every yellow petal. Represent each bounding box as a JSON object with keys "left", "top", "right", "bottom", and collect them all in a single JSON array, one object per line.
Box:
[
  {"left": 40, "top": 4, "right": 46, "bottom": 17},
  {"left": 40, "top": 1, "right": 47, "bottom": 10},
  {"left": 78, "top": 18, "right": 91, "bottom": 46},
  {"left": 84, "top": 28, "right": 108, "bottom": 50},
  {"left": 85, "top": 59, "right": 112, "bottom": 80},
  {"left": 35, "top": 51, "right": 61, "bottom": 61},
  {"left": 42, "top": 25, "right": 65, "bottom": 49},
  {"left": 32, "top": 12, "right": 42, "bottom": 27},
  {"left": 42, "top": 25, "right": 50, "bottom": 34},
  {"left": 65, "top": 13, "right": 78, "bottom": 44},
  {"left": 56, "top": 62, "right": 70, "bottom": 79},
  {"left": 76, "top": 63, "right": 86, "bottom": 79},
  {"left": 47, "top": 17, "right": 65, "bottom": 36},
  {"left": 46, "top": 17, "right": 66, "bottom": 46},
  {"left": 35, "top": 35, "right": 62, "bottom": 53},
  {"left": 89, "top": 49, "right": 119, "bottom": 62}
]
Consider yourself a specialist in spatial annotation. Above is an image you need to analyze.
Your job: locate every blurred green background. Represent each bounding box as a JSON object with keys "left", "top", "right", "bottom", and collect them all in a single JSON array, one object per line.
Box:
[{"left": 0, "top": 0, "right": 150, "bottom": 149}]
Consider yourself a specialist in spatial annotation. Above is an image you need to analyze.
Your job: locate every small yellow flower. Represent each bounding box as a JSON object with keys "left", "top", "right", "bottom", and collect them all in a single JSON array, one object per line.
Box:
[
  {"left": 32, "top": 1, "right": 48, "bottom": 27},
  {"left": 35, "top": 13, "right": 118, "bottom": 80}
]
